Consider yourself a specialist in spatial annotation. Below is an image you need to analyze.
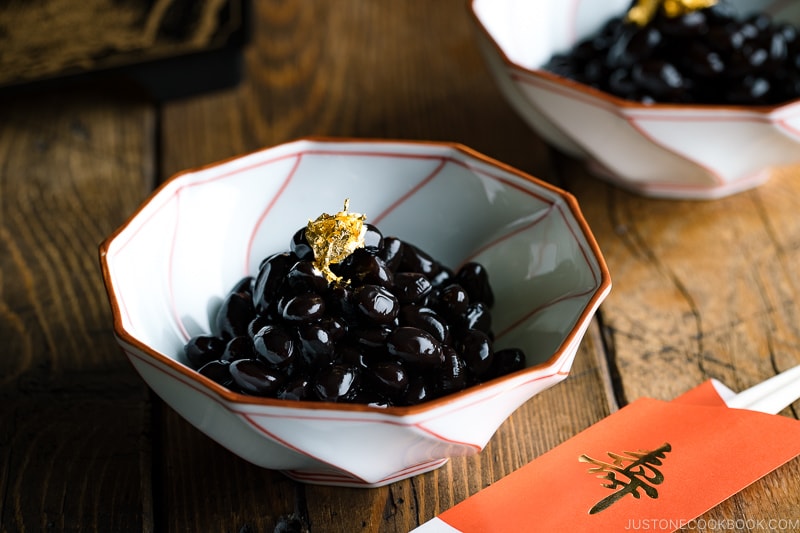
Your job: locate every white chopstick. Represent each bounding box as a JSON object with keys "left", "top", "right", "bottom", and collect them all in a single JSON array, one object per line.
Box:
[{"left": 723, "top": 364, "right": 800, "bottom": 415}]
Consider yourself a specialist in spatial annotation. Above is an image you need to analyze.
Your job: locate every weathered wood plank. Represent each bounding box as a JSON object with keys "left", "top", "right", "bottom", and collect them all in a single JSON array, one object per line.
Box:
[
  {"left": 565, "top": 161, "right": 800, "bottom": 403},
  {"left": 0, "top": 84, "right": 156, "bottom": 532},
  {"left": 158, "top": 0, "right": 552, "bottom": 180}
]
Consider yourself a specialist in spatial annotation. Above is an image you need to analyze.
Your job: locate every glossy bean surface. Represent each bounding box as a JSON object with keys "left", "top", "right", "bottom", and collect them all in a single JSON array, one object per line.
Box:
[
  {"left": 184, "top": 222, "right": 528, "bottom": 405},
  {"left": 543, "top": 2, "right": 800, "bottom": 105}
]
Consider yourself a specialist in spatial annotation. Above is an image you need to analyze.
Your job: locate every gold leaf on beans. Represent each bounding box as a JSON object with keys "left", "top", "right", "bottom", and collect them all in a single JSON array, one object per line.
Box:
[
  {"left": 663, "top": 0, "right": 718, "bottom": 17},
  {"left": 305, "top": 199, "right": 366, "bottom": 284},
  {"left": 626, "top": 0, "right": 717, "bottom": 26},
  {"left": 626, "top": 0, "right": 660, "bottom": 27}
]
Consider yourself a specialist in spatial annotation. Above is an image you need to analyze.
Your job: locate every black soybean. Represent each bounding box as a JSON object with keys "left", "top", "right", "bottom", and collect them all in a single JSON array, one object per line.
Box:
[
  {"left": 284, "top": 260, "right": 329, "bottom": 294},
  {"left": 336, "top": 249, "right": 394, "bottom": 288},
  {"left": 280, "top": 292, "right": 326, "bottom": 322},
  {"left": 462, "top": 302, "right": 492, "bottom": 335},
  {"left": 399, "top": 243, "right": 442, "bottom": 277},
  {"left": 185, "top": 221, "right": 528, "bottom": 405},
  {"left": 367, "top": 360, "right": 409, "bottom": 399},
  {"left": 314, "top": 363, "right": 361, "bottom": 402},
  {"left": 231, "top": 276, "right": 255, "bottom": 296},
  {"left": 253, "top": 252, "right": 296, "bottom": 315},
  {"left": 198, "top": 359, "right": 233, "bottom": 387},
  {"left": 290, "top": 228, "right": 314, "bottom": 260},
  {"left": 318, "top": 316, "right": 347, "bottom": 342},
  {"left": 435, "top": 284, "right": 470, "bottom": 320},
  {"left": 362, "top": 223, "right": 384, "bottom": 252},
  {"left": 324, "top": 284, "right": 356, "bottom": 319},
  {"left": 401, "top": 376, "right": 436, "bottom": 406},
  {"left": 353, "top": 284, "right": 399, "bottom": 324},
  {"left": 184, "top": 335, "right": 226, "bottom": 368},
  {"left": 387, "top": 326, "right": 443, "bottom": 368},
  {"left": 379, "top": 236, "right": 404, "bottom": 271},
  {"left": 253, "top": 324, "right": 298, "bottom": 367},
  {"left": 428, "top": 267, "right": 454, "bottom": 288},
  {"left": 230, "top": 359, "right": 284, "bottom": 396},
  {"left": 490, "top": 348, "right": 527, "bottom": 378},
  {"left": 222, "top": 335, "right": 255, "bottom": 362},
  {"left": 278, "top": 377, "right": 313, "bottom": 401},
  {"left": 439, "top": 346, "right": 468, "bottom": 393},
  {"left": 542, "top": 2, "right": 800, "bottom": 105},
  {"left": 215, "top": 290, "right": 255, "bottom": 340},
  {"left": 347, "top": 324, "right": 393, "bottom": 350},
  {"left": 458, "top": 329, "right": 494, "bottom": 377},
  {"left": 337, "top": 344, "right": 368, "bottom": 368},
  {"left": 399, "top": 305, "right": 450, "bottom": 344},
  {"left": 393, "top": 272, "right": 432, "bottom": 304},
  {"left": 455, "top": 262, "right": 495, "bottom": 306},
  {"left": 297, "top": 321, "right": 336, "bottom": 365}
]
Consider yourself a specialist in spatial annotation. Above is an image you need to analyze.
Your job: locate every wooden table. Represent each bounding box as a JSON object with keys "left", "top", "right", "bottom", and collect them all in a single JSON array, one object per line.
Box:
[{"left": 3, "top": 1, "right": 800, "bottom": 531}]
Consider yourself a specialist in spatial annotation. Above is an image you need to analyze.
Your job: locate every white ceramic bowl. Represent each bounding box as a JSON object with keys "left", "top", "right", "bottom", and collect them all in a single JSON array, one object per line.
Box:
[
  {"left": 99, "top": 138, "right": 611, "bottom": 487},
  {"left": 469, "top": 0, "right": 800, "bottom": 200}
]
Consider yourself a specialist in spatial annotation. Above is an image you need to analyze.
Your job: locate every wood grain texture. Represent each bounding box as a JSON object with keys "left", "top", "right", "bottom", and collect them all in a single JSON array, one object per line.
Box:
[
  {"left": 0, "top": 84, "right": 156, "bottom": 532},
  {"left": 0, "top": 0, "right": 241, "bottom": 85},
  {"left": 159, "top": 0, "right": 551, "bottom": 179},
  {"left": 563, "top": 159, "right": 800, "bottom": 528},
  {"left": 4, "top": 0, "right": 800, "bottom": 530},
  {"left": 563, "top": 161, "right": 800, "bottom": 402}
]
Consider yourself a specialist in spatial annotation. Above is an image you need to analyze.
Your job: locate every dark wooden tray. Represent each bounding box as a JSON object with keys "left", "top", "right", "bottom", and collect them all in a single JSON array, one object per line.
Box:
[{"left": 0, "top": 0, "right": 252, "bottom": 100}]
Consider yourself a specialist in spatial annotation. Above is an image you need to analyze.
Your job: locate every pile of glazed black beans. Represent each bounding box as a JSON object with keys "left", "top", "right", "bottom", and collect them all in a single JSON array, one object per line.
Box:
[
  {"left": 184, "top": 224, "right": 526, "bottom": 406},
  {"left": 543, "top": 2, "right": 800, "bottom": 105}
]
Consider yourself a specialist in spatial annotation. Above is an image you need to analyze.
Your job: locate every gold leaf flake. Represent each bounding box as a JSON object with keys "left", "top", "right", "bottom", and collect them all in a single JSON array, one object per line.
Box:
[
  {"left": 626, "top": 0, "right": 717, "bottom": 26},
  {"left": 305, "top": 199, "right": 366, "bottom": 284}
]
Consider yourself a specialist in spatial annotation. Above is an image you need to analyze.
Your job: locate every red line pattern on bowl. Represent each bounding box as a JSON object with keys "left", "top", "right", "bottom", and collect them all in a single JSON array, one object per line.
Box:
[
  {"left": 777, "top": 116, "right": 800, "bottom": 139},
  {"left": 566, "top": 0, "right": 584, "bottom": 43},
  {"left": 244, "top": 153, "right": 304, "bottom": 275},
  {"left": 122, "top": 340, "right": 571, "bottom": 485},
  {"left": 507, "top": 69, "right": 800, "bottom": 190}
]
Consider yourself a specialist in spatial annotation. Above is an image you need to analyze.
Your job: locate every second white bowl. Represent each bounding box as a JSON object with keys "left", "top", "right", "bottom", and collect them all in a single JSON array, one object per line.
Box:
[{"left": 469, "top": 0, "right": 800, "bottom": 199}]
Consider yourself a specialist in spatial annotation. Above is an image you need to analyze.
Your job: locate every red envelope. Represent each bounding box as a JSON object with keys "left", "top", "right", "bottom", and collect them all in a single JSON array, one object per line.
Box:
[{"left": 414, "top": 380, "right": 800, "bottom": 532}]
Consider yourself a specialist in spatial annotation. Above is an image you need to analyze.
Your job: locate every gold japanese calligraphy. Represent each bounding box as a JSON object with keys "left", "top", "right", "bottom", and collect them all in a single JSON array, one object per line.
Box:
[{"left": 580, "top": 443, "right": 672, "bottom": 514}]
